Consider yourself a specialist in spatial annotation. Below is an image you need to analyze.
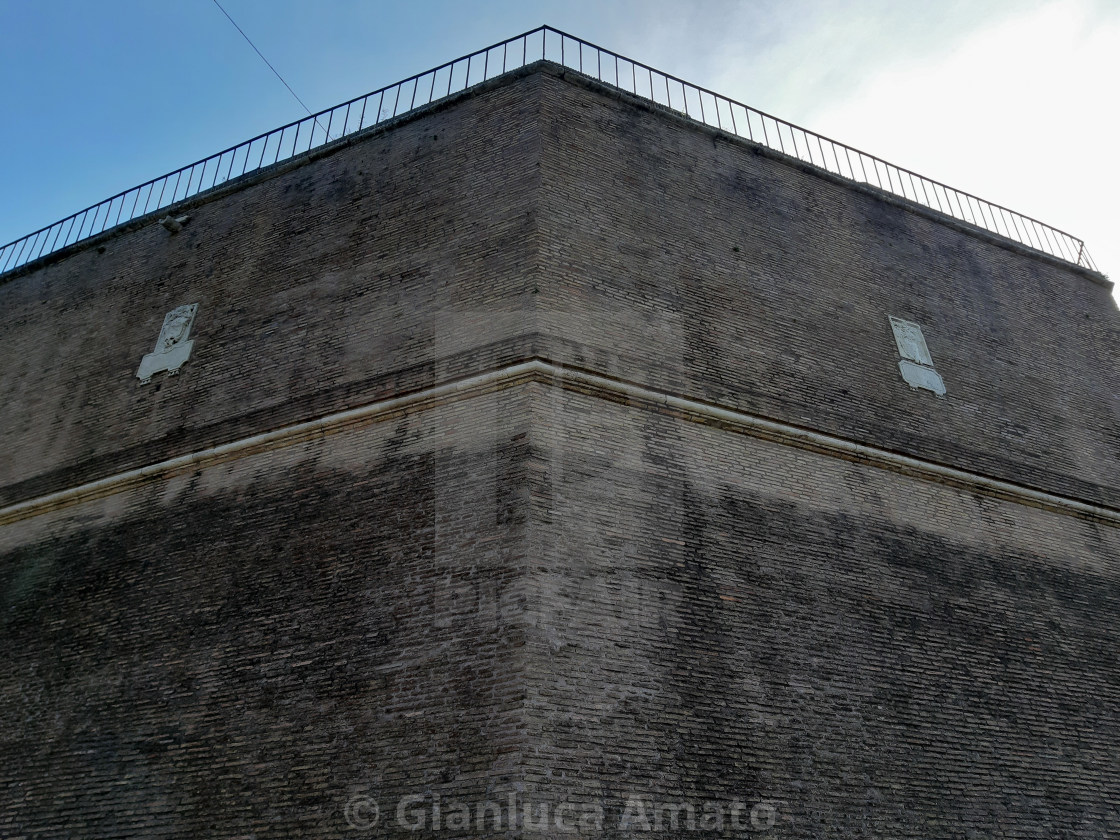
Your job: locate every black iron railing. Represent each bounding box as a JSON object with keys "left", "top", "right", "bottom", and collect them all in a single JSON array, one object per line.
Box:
[{"left": 0, "top": 26, "right": 1098, "bottom": 276}]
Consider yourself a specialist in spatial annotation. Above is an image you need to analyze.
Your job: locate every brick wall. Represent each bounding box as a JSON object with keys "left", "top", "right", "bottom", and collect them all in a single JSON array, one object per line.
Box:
[
  {"left": 1, "top": 62, "right": 1117, "bottom": 838},
  {"left": 0, "top": 70, "right": 544, "bottom": 509},
  {"left": 534, "top": 69, "right": 1120, "bottom": 508},
  {"left": 0, "top": 390, "right": 534, "bottom": 837},
  {"left": 523, "top": 384, "right": 1120, "bottom": 837}
]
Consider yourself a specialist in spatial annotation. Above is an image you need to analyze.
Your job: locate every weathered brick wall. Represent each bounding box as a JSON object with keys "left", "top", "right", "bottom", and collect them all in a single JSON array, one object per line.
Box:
[
  {"left": 0, "top": 389, "right": 534, "bottom": 837},
  {"left": 0, "top": 70, "right": 544, "bottom": 509},
  {"left": 534, "top": 69, "right": 1120, "bottom": 509},
  {"left": 521, "top": 384, "right": 1120, "bottom": 837},
  {"left": 1, "top": 62, "right": 1118, "bottom": 838},
  {"left": 4, "top": 63, "right": 1116, "bottom": 510}
]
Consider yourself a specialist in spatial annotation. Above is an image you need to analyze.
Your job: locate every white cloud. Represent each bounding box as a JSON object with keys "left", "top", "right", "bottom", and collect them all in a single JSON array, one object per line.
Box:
[
  {"left": 619, "top": 0, "right": 1118, "bottom": 296},
  {"left": 798, "top": 0, "right": 1120, "bottom": 292}
]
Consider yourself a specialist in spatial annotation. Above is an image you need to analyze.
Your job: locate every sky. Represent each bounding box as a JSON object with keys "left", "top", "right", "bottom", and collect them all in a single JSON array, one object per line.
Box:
[{"left": 1, "top": 0, "right": 1117, "bottom": 299}]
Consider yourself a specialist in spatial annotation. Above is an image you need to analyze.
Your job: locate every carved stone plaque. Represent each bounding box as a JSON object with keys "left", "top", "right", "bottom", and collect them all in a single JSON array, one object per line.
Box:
[
  {"left": 898, "top": 359, "right": 946, "bottom": 396},
  {"left": 889, "top": 316, "right": 933, "bottom": 366},
  {"left": 137, "top": 304, "right": 198, "bottom": 384},
  {"left": 888, "top": 316, "right": 945, "bottom": 397}
]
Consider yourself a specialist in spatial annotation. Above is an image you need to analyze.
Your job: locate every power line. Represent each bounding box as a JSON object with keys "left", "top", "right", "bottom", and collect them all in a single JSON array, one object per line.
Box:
[{"left": 210, "top": 0, "right": 330, "bottom": 137}]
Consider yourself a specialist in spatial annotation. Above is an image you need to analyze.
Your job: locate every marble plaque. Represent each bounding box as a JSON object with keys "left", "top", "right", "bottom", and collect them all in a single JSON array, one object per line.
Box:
[
  {"left": 889, "top": 316, "right": 945, "bottom": 397},
  {"left": 137, "top": 304, "right": 198, "bottom": 384},
  {"left": 898, "top": 359, "right": 946, "bottom": 396},
  {"left": 889, "top": 316, "right": 934, "bottom": 366}
]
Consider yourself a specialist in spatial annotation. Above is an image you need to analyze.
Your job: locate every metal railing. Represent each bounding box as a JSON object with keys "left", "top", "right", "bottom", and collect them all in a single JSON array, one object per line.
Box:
[{"left": 0, "top": 25, "right": 1098, "bottom": 276}]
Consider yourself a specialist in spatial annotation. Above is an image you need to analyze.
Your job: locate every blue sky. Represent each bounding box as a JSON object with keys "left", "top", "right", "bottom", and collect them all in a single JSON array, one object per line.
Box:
[{"left": 1, "top": 0, "right": 1117, "bottom": 289}]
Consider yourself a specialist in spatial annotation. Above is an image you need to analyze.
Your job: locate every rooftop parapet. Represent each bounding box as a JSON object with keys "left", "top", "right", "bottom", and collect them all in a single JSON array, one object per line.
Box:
[{"left": 0, "top": 26, "right": 1099, "bottom": 278}]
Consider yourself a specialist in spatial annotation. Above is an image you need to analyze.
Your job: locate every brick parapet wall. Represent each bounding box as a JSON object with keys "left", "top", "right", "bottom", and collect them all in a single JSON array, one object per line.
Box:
[
  {"left": 533, "top": 69, "right": 1120, "bottom": 509},
  {"left": 0, "top": 72, "right": 545, "bottom": 508},
  {"left": 2, "top": 64, "right": 1117, "bottom": 512}
]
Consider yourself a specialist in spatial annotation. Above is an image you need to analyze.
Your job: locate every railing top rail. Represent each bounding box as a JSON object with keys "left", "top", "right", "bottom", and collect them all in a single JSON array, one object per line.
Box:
[{"left": 0, "top": 25, "right": 1098, "bottom": 277}]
